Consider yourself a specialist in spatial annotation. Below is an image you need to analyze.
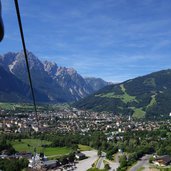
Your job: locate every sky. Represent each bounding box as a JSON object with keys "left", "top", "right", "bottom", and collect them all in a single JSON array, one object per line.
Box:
[{"left": 1, "top": 0, "right": 171, "bottom": 82}]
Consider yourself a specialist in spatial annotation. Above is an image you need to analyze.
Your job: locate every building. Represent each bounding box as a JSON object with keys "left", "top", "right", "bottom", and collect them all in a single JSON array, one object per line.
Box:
[
  {"left": 42, "top": 160, "right": 57, "bottom": 169},
  {"left": 153, "top": 155, "right": 171, "bottom": 166},
  {"left": 75, "top": 152, "right": 86, "bottom": 160}
]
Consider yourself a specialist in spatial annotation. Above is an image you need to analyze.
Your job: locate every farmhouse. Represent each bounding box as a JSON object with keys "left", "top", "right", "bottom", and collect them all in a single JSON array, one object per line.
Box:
[
  {"left": 42, "top": 160, "right": 57, "bottom": 169},
  {"left": 153, "top": 155, "right": 171, "bottom": 166},
  {"left": 75, "top": 152, "right": 86, "bottom": 160}
]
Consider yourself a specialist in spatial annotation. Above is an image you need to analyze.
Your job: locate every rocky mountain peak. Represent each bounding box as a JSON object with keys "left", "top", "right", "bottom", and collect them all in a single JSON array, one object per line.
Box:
[
  {"left": 44, "top": 60, "right": 58, "bottom": 75},
  {"left": 66, "top": 68, "right": 77, "bottom": 75},
  {"left": 0, "top": 50, "right": 109, "bottom": 102}
]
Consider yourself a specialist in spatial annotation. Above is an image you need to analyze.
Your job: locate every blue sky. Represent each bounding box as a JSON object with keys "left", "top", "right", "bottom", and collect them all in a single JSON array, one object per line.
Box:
[{"left": 1, "top": 0, "right": 171, "bottom": 82}]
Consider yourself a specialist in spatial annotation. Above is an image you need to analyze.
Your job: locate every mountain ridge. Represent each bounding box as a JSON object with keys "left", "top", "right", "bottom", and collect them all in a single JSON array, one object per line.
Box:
[
  {"left": 0, "top": 51, "right": 109, "bottom": 103},
  {"left": 84, "top": 77, "right": 112, "bottom": 92},
  {"left": 74, "top": 69, "right": 171, "bottom": 119}
]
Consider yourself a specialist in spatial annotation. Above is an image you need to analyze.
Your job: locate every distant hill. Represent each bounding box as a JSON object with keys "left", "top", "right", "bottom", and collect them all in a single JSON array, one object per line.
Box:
[
  {"left": 85, "top": 77, "right": 111, "bottom": 92},
  {"left": 0, "top": 51, "right": 108, "bottom": 103},
  {"left": 74, "top": 69, "right": 171, "bottom": 119}
]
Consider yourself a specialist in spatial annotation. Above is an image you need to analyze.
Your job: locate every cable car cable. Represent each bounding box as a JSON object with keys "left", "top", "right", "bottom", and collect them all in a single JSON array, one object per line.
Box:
[
  {"left": 14, "top": 0, "right": 39, "bottom": 128},
  {"left": 0, "top": 0, "right": 4, "bottom": 41}
]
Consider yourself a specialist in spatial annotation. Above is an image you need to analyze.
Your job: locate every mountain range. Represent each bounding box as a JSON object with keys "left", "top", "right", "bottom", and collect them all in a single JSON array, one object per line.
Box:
[
  {"left": 74, "top": 69, "right": 171, "bottom": 119},
  {"left": 0, "top": 51, "right": 109, "bottom": 103},
  {"left": 1, "top": 51, "right": 171, "bottom": 119}
]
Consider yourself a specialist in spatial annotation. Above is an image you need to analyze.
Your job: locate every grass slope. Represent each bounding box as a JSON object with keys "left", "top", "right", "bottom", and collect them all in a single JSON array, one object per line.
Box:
[
  {"left": 96, "top": 84, "right": 137, "bottom": 103},
  {"left": 78, "top": 144, "right": 92, "bottom": 151},
  {"left": 132, "top": 108, "right": 146, "bottom": 119},
  {"left": 147, "top": 94, "right": 156, "bottom": 109},
  {"left": 120, "top": 84, "right": 137, "bottom": 103}
]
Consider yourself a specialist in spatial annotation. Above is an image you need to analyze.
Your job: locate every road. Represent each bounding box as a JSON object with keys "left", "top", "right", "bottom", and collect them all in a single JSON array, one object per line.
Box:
[
  {"left": 107, "top": 153, "right": 120, "bottom": 171},
  {"left": 96, "top": 156, "right": 105, "bottom": 169},
  {"left": 96, "top": 152, "right": 120, "bottom": 171},
  {"left": 96, "top": 152, "right": 106, "bottom": 169},
  {"left": 129, "top": 155, "right": 151, "bottom": 171},
  {"left": 61, "top": 151, "right": 120, "bottom": 171}
]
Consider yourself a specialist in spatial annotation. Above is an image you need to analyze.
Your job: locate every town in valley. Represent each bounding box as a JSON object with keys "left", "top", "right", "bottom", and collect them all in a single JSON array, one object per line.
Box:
[{"left": 0, "top": 104, "right": 171, "bottom": 171}]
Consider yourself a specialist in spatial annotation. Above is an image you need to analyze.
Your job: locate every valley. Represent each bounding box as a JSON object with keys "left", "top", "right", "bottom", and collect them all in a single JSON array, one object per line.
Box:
[
  {"left": 0, "top": 104, "right": 171, "bottom": 171},
  {"left": 0, "top": 53, "right": 171, "bottom": 171},
  {"left": 1, "top": 0, "right": 171, "bottom": 170}
]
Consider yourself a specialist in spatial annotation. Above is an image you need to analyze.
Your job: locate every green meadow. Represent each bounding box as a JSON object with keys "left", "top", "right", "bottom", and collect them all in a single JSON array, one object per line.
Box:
[{"left": 11, "top": 139, "right": 71, "bottom": 156}]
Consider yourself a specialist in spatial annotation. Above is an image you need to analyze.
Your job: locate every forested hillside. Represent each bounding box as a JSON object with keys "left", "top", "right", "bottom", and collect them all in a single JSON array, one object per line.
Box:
[{"left": 74, "top": 69, "right": 171, "bottom": 119}]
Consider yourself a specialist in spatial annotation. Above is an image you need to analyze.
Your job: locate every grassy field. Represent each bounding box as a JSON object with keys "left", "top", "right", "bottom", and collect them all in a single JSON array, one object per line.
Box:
[
  {"left": 147, "top": 94, "right": 157, "bottom": 109},
  {"left": 0, "top": 102, "right": 70, "bottom": 112},
  {"left": 96, "top": 84, "right": 137, "bottom": 103},
  {"left": 137, "top": 167, "right": 145, "bottom": 171},
  {"left": 0, "top": 103, "right": 45, "bottom": 111},
  {"left": 12, "top": 139, "right": 51, "bottom": 153},
  {"left": 11, "top": 139, "right": 71, "bottom": 156},
  {"left": 132, "top": 108, "right": 146, "bottom": 119},
  {"left": 44, "top": 147, "right": 72, "bottom": 156},
  {"left": 0, "top": 102, "right": 15, "bottom": 110},
  {"left": 120, "top": 84, "right": 137, "bottom": 103},
  {"left": 78, "top": 144, "right": 92, "bottom": 151}
]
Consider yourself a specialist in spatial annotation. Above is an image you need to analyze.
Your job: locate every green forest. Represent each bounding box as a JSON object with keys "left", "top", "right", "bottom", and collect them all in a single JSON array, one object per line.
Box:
[{"left": 74, "top": 69, "right": 171, "bottom": 119}]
